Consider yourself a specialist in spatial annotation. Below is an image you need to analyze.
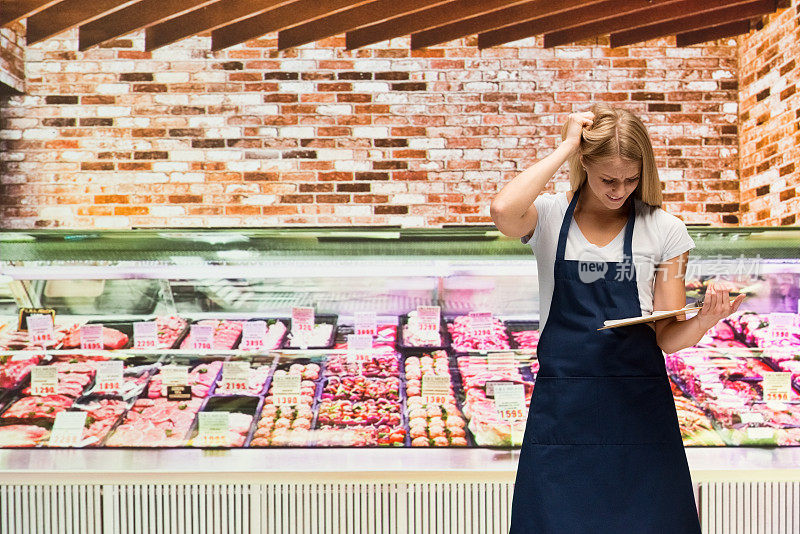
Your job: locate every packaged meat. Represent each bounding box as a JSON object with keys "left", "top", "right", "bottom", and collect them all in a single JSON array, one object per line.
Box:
[
  {"left": 105, "top": 397, "right": 204, "bottom": 447},
  {"left": 186, "top": 396, "right": 260, "bottom": 448},
  {"left": 61, "top": 325, "right": 130, "bottom": 350},
  {"left": 285, "top": 316, "right": 336, "bottom": 349},
  {"left": 1, "top": 394, "right": 75, "bottom": 421},
  {"left": 0, "top": 354, "right": 44, "bottom": 389},
  {"left": 324, "top": 349, "right": 400, "bottom": 378},
  {"left": 0, "top": 424, "right": 50, "bottom": 447},
  {"left": 250, "top": 404, "right": 314, "bottom": 447},
  {"left": 398, "top": 311, "right": 446, "bottom": 349},
  {"left": 447, "top": 315, "right": 510, "bottom": 352},
  {"left": 214, "top": 364, "right": 272, "bottom": 396},
  {"left": 179, "top": 320, "right": 245, "bottom": 350},
  {"left": 146, "top": 360, "right": 223, "bottom": 399}
]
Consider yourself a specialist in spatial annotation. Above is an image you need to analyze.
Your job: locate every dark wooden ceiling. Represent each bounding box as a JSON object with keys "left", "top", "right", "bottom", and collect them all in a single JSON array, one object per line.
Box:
[{"left": 0, "top": 0, "right": 781, "bottom": 52}]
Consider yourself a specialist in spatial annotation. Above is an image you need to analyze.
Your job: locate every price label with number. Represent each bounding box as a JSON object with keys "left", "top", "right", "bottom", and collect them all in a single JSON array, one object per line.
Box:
[
  {"left": 292, "top": 307, "right": 315, "bottom": 334},
  {"left": 190, "top": 325, "right": 214, "bottom": 350},
  {"left": 95, "top": 360, "right": 124, "bottom": 393},
  {"left": 49, "top": 411, "right": 87, "bottom": 448},
  {"left": 220, "top": 361, "right": 250, "bottom": 392},
  {"left": 161, "top": 364, "right": 191, "bottom": 401},
  {"left": 494, "top": 383, "right": 525, "bottom": 421},
  {"left": 422, "top": 374, "right": 450, "bottom": 405},
  {"left": 240, "top": 321, "right": 267, "bottom": 350},
  {"left": 80, "top": 324, "right": 104, "bottom": 351},
  {"left": 133, "top": 321, "right": 158, "bottom": 350},
  {"left": 416, "top": 306, "right": 440, "bottom": 332},
  {"left": 31, "top": 366, "right": 58, "bottom": 396},
  {"left": 27, "top": 314, "right": 55, "bottom": 346},
  {"left": 197, "top": 412, "right": 229, "bottom": 446},
  {"left": 469, "top": 311, "right": 493, "bottom": 337},
  {"left": 354, "top": 312, "right": 377, "bottom": 336},
  {"left": 761, "top": 372, "right": 792, "bottom": 401},
  {"left": 347, "top": 334, "right": 373, "bottom": 363},
  {"left": 272, "top": 375, "right": 301, "bottom": 406}
]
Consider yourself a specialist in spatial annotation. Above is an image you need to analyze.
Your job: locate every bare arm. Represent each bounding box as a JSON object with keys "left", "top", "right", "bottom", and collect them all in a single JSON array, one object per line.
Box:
[
  {"left": 653, "top": 252, "right": 746, "bottom": 354},
  {"left": 490, "top": 112, "right": 593, "bottom": 238}
]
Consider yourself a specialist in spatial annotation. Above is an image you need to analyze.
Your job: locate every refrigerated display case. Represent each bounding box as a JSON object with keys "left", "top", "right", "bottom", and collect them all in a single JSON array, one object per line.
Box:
[{"left": 0, "top": 226, "right": 798, "bottom": 532}]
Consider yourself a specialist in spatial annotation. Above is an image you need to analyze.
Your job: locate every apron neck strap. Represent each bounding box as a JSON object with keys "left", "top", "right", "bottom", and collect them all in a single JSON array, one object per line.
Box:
[{"left": 556, "top": 184, "right": 636, "bottom": 262}]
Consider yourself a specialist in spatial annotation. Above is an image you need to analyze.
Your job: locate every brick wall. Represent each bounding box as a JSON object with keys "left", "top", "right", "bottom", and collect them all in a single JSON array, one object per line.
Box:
[
  {"left": 0, "top": 22, "right": 25, "bottom": 94},
  {"left": 0, "top": 29, "right": 739, "bottom": 228},
  {"left": 738, "top": 0, "right": 800, "bottom": 226}
]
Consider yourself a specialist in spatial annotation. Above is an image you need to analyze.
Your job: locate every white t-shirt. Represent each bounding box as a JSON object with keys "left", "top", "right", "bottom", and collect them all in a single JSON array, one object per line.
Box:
[{"left": 521, "top": 192, "right": 696, "bottom": 331}]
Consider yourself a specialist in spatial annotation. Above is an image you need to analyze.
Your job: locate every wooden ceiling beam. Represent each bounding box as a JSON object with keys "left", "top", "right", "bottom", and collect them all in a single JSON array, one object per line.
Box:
[
  {"left": 1, "top": 0, "right": 64, "bottom": 27},
  {"left": 610, "top": 0, "right": 776, "bottom": 47},
  {"left": 277, "top": 0, "right": 451, "bottom": 51},
  {"left": 345, "top": 0, "right": 534, "bottom": 50},
  {"left": 675, "top": 18, "right": 753, "bottom": 47},
  {"left": 410, "top": 0, "right": 625, "bottom": 50},
  {"left": 26, "top": 0, "right": 141, "bottom": 45},
  {"left": 211, "top": 0, "right": 375, "bottom": 51},
  {"left": 144, "top": 0, "right": 297, "bottom": 51},
  {"left": 78, "top": 0, "right": 219, "bottom": 50},
  {"left": 543, "top": 0, "right": 759, "bottom": 48}
]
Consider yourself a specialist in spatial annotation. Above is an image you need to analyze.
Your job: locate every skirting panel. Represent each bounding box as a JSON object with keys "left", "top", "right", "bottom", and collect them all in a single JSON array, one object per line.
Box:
[{"left": 0, "top": 482, "right": 795, "bottom": 533}]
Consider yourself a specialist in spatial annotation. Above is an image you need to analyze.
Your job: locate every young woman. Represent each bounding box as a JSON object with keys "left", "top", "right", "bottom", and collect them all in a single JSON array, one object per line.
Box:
[{"left": 491, "top": 103, "right": 745, "bottom": 533}]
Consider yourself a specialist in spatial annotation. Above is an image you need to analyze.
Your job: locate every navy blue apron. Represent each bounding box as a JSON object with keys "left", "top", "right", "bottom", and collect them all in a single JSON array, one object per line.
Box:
[{"left": 509, "top": 184, "right": 701, "bottom": 533}]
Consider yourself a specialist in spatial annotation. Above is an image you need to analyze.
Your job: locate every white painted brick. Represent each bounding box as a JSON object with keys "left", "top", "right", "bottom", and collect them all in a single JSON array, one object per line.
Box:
[
  {"left": 419, "top": 161, "right": 443, "bottom": 171},
  {"left": 152, "top": 49, "right": 192, "bottom": 61},
  {"left": 279, "top": 60, "right": 317, "bottom": 71},
  {"left": 352, "top": 82, "right": 391, "bottom": 93},
  {"left": 316, "top": 149, "right": 354, "bottom": 160},
  {"left": 96, "top": 83, "right": 129, "bottom": 94},
  {"left": 169, "top": 217, "right": 204, "bottom": 226},
  {"left": 242, "top": 195, "right": 278, "bottom": 205},
  {"left": 429, "top": 149, "right": 463, "bottom": 160},
  {"left": 192, "top": 71, "right": 227, "bottom": 83},
  {"left": 152, "top": 162, "right": 189, "bottom": 172},
  {"left": 96, "top": 106, "right": 131, "bottom": 117},
  {"left": 555, "top": 48, "right": 592, "bottom": 59},
  {"left": 723, "top": 102, "right": 738, "bottom": 113},
  {"left": 116, "top": 117, "right": 151, "bottom": 128},
  {"left": 464, "top": 149, "right": 499, "bottom": 160},
  {"left": 206, "top": 150, "right": 242, "bottom": 161},
  {"left": 206, "top": 127, "right": 242, "bottom": 138},
  {"left": 352, "top": 60, "right": 392, "bottom": 71},
  {"left": 463, "top": 82, "right": 497, "bottom": 92},
  {"left": 242, "top": 105, "right": 280, "bottom": 114},
  {"left": 150, "top": 206, "right": 186, "bottom": 217},
  {"left": 354, "top": 126, "right": 389, "bottom": 137},
  {"left": 391, "top": 194, "right": 426, "bottom": 204},
  {"left": 280, "top": 126, "right": 315, "bottom": 138},
  {"left": 394, "top": 216, "right": 425, "bottom": 227},
  {"left": 685, "top": 81, "right": 718, "bottom": 91},
  {"left": 206, "top": 216, "right": 242, "bottom": 226},
  {"left": 712, "top": 69, "right": 734, "bottom": 80},
  {"left": 298, "top": 49, "right": 334, "bottom": 60},
  {"left": 154, "top": 94, "right": 190, "bottom": 105},
  {"left": 335, "top": 205, "right": 372, "bottom": 216},
  {"left": 188, "top": 116, "right": 226, "bottom": 128},
  {"left": 169, "top": 151, "right": 205, "bottom": 161},
  {"left": 371, "top": 182, "right": 407, "bottom": 194},
  {"left": 191, "top": 94, "right": 225, "bottom": 106},
  {"left": 335, "top": 160, "right": 372, "bottom": 172},
  {"left": 22, "top": 128, "right": 58, "bottom": 140},
  {"left": 317, "top": 104, "right": 352, "bottom": 115},
  {"left": 409, "top": 138, "right": 445, "bottom": 149},
  {"left": 227, "top": 161, "right": 261, "bottom": 172},
  {"left": 98, "top": 61, "right": 135, "bottom": 72},
  {"left": 278, "top": 82, "right": 316, "bottom": 92},
  {"left": 226, "top": 93, "right": 264, "bottom": 106},
  {"left": 154, "top": 72, "right": 190, "bottom": 83},
  {"left": 257, "top": 128, "right": 280, "bottom": 137},
  {"left": 39, "top": 206, "right": 74, "bottom": 219},
  {"left": 0, "top": 130, "right": 22, "bottom": 140}
]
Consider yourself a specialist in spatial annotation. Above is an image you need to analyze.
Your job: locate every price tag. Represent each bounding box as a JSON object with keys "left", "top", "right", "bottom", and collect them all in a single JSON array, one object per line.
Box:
[
  {"left": 80, "top": 324, "right": 104, "bottom": 351},
  {"left": 494, "top": 383, "right": 525, "bottom": 421},
  {"left": 219, "top": 361, "right": 250, "bottom": 392},
  {"left": 240, "top": 321, "right": 267, "bottom": 350},
  {"left": 488, "top": 352, "right": 516, "bottom": 372},
  {"left": 416, "top": 306, "right": 440, "bottom": 332},
  {"left": 485, "top": 380, "right": 513, "bottom": 399},
  {"left": 469, "top": 311, "right": 493, "bottom": 337},
  {"left": 190, "top": 325, "right": 214, "bottom": 350},
  {"left": 31, "top": 366, "right": 58, "bottom": 396},
  {"left": 739, "top": 411, "right": 765, "bottom": 424},
  {"left": 49, "top": 411, "right": 87, "bottom": 447},
  {"left": 347, "top": 334, "right": 373, "bottom": 363},
  {"left": 761, "top": 372, "right": 792, "bottom": 401},
  {"left": 161, "top": 364, "right": 191, "bottom": 401},
  {"left": 272, "top": 374, "right": 301, "bottom": 406},
  {"left": 18, "top": 307, "right": 56, "bottom": 331},
  {"left": 95, "top": 360, "right": 124, "bottom": 393},
  {"left": 354, "top": 312, "right": 377, "bottom": 336},
  {"left": 422, "top": 374, "right": 450, "bottom": 405},
  {"left": 746, "top": 427, "right": 775, "bottom": 441},
  {"left": 27, "top": 314, "right": 55, "bottom": 346},
  {"left": 197, "top": 412, "right": 229, "bottom": 446},
  {"left": 133, "top": 321, "right": 158, "bottom": 349},
  {"left": 292, "top": 307, "right": 315, "bottom": 334}
]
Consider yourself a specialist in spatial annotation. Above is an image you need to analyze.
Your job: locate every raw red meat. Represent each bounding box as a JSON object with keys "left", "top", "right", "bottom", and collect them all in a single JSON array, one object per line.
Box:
[
  {"left": 61, "top": 326, "right": 129, "bottom": 350},
  {"left": 0, "top": 425, "right": 49, "bottom": 447}
]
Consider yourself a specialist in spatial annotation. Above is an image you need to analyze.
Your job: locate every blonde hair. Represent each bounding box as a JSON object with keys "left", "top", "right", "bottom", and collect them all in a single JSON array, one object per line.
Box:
[{"left": 561, "top": 103, "right": 662, "bottom": 207}]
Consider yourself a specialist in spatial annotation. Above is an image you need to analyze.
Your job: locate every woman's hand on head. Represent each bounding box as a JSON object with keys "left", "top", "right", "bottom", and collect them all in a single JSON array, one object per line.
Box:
[
  {"left": 562, "top": 111, "right": 595, "bottom": 151},
  {"left": 695, "top": 279, "right": 746, "bottom": 330}
]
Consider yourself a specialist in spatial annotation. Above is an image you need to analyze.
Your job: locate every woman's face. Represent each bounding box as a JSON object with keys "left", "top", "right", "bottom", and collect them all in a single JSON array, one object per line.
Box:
[{"left": 581, "top": 156, "right": 641, "bottom": 210}]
